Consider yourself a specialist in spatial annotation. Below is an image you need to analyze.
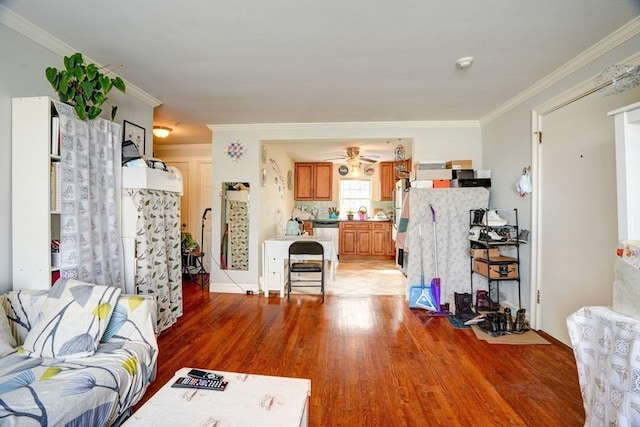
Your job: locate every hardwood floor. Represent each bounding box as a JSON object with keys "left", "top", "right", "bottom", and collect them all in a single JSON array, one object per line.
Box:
[{"left": 135, "top": 280, "right": 585, "bottom": 426}]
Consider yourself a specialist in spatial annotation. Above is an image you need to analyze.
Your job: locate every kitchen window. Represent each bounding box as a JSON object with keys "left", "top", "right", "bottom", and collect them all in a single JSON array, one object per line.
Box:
[{"left": 339, "top": 179, "right": 371, "bottom": 217}]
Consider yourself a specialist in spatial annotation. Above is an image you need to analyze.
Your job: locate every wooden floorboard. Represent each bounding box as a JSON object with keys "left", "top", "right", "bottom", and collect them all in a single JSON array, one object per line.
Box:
[{"left": 135, "top": 281, "right": 585, "bottom": 426}]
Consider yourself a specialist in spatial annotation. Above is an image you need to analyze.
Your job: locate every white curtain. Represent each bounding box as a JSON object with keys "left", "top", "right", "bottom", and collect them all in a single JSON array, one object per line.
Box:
[
  {"left": 127, "top": 188, "right": 183, "bottom": 333},
  {"left": 55, "top": 101, "right": 123, "bottom": 289}
]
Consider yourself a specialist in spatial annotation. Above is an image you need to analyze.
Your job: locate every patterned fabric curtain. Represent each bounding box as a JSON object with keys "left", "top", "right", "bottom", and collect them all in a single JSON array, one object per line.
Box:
[
  {"left": 55, "top": 101, "right": 123, "bottom": 288},
  {"left": 127, "top": 188, "right": 182, "bottom": 332},
  {"left": 228, "top": 200, "right": 249, "bottom": 270}
]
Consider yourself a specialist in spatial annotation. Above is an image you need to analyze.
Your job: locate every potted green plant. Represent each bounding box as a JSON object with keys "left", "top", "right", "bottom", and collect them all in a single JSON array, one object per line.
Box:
[
  {"left": 346, "top": 210, "right": 354, "bottom": 220},
  {"left": 45, "top": 52, "right": 125, "bottom": 121}
]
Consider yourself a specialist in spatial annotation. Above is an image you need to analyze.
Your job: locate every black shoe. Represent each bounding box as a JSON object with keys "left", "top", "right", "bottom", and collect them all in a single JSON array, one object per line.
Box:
[
  {"left": 479, "top": 312, "right": 500, "bottom": 337},
  {"left": 472, "top": 209, "right": 485, "bottom": 225},
  {"left": 513, "top": 308, "right": 528, "bottom": 334},
  {"left": 504, "top": 308, "right": 514, "bottom": 333},
  {"left": 455, "top": 292, "right": 476, "bottom": 320},
  {"left": 496, "top": 312, "right": 506, "bottom": 336}
]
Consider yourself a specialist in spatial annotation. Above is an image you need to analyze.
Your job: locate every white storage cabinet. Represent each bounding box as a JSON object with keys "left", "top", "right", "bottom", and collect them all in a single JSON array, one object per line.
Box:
[{"left": 12, "top": 96, "right": 60, "bottom": 289}]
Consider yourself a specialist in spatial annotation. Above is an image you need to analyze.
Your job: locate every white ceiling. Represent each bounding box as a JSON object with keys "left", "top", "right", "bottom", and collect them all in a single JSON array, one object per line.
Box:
[{"left": 3, "top": 1, "right": 639, "bottom": 162}]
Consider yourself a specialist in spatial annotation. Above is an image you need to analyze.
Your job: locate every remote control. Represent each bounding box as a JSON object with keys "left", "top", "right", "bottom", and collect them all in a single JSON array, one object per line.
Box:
[
  {"left": 187, "top": 369, "right": 223, "bottom": 381},
  {"left": 171, "top": 376, "right": 228, "bottom": 391}
]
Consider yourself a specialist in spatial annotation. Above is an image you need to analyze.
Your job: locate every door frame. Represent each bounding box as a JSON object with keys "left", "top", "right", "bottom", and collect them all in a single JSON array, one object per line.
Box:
[{"left": 530, "top": 56, "right": 640, "bottom": 333}]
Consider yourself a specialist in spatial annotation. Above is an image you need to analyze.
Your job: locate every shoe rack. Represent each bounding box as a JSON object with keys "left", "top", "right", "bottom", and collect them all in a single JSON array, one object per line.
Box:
[{"left": 468, "top": 208, "right": 521, "bottom": 309}]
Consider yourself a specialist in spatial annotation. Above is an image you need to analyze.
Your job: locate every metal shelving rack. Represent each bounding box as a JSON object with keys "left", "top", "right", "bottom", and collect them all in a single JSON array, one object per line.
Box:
[{"left": 469, "top": 208, "right": 521, "bottom": 309}]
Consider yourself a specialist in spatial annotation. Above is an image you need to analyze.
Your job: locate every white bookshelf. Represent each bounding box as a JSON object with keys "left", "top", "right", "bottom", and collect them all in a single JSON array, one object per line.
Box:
[{"left": 12, "top": 96, "right": 60, "bottom": 289}]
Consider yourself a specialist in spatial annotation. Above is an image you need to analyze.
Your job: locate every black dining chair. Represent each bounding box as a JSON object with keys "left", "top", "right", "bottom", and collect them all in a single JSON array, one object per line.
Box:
[{"left": 287, "top": 241, "right": 325, "bottom": 303}]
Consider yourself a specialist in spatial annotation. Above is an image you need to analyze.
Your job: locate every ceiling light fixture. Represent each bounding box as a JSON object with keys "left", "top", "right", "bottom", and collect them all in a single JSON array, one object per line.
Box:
[
  {"left": 153, "top": 126, "right": 172, "bottom": 138},
  {"left": 456, "top": 56, "right": 474, "bottom": 69}
]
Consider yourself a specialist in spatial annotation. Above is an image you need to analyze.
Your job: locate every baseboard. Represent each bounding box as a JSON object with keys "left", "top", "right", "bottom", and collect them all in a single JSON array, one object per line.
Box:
[{"left": 208, "top": 282, "right": 259, "bottom": 294}]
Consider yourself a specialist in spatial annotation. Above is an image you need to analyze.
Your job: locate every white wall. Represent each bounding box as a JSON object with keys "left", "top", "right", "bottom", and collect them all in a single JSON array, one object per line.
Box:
[
  {"left": 208, "top": 123, "right": 481, "bottom": 292},
  {"left": 0, "top": 23, "right": 157, "bottom": 294}
]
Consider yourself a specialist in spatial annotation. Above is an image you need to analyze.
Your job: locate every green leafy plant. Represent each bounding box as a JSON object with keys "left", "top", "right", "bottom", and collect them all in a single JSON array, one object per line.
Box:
[{"left": 45, "top": 52, "right": 125, "bottom": 121}]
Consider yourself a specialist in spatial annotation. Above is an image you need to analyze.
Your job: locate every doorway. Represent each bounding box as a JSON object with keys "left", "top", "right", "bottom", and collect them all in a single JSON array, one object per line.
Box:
[{"left": 534, "top": 86, "right": 640, "bottom": 345}]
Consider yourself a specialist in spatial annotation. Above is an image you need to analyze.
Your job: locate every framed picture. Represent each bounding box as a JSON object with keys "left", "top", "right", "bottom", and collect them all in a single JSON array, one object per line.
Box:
[{"left": 123, "top": 120, "right": 146, "bottom": 155}]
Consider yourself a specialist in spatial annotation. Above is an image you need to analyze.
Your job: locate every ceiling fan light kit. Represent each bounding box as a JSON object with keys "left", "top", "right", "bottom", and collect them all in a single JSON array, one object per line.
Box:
[{"left": 324, "top": 146, "right": 380, "bottom": 166}]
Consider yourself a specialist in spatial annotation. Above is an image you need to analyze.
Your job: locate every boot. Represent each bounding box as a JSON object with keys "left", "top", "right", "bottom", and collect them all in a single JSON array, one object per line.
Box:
[
  {"left": 479, "top": 312, "right": 500, "bottom": 337},
  {"left": 454, "top": 292, "right": 476, "bottom": 320},
  {"left": 504, "top": 308, "right": 514, "bottom": 333},
  {"left": 472, "top": 209, "right": 484, "bottom": 225},
  {"left": 496, "top": 312, "right": 506, "bottom": 336},
  {"left": 475, "top": 290, "right": 490, "bottom": 312},
  {"left": 514, "top": 308, "right": 528, "bottom": 334}
]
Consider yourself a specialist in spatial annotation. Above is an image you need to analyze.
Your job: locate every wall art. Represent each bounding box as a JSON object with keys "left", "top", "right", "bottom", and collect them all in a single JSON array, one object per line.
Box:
[
  {"left": 123, "top": 120, "right": 146, "bottom": 154},
  {"left": 225, "top": 139, "right": 246, "bottom": 161}
]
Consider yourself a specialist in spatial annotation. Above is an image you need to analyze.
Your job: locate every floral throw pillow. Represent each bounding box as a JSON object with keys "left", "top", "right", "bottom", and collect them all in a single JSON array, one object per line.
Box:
[
  {"left": 0, "top": 304, "right": 17, "bottom": 357},
  {"left": 23, "top": 279, "right": 121, "bottom": 359}
]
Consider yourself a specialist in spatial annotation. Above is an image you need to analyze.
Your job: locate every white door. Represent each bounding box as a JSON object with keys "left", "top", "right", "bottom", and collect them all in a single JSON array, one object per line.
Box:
[{"left": 537, "top": 87, "right": 639, "bottom": 345}]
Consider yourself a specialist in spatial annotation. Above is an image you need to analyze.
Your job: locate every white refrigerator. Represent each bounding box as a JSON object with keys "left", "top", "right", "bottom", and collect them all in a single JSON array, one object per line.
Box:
[{"left": 393, "top": 179, "right": 410, "bottom": 273}]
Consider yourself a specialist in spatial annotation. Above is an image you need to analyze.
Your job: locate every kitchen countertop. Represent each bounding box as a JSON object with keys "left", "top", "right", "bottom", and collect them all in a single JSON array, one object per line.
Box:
[{"left": 313, "top": 219, "right": 392, "bottom": 223}]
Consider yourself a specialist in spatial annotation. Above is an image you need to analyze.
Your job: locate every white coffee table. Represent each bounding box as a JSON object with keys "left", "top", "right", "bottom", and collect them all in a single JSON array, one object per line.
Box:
[{"left": 124, "top": 367, "right": 311, "bottom": 427}]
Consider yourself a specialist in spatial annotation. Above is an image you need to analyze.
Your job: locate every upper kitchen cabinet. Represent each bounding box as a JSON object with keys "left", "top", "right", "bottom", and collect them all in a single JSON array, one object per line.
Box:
[
  {"left": 380, "top": 162, "right": 395, "bottom": 201},
  {"left": 294, "top": 162, "right": 333, "bottom": 200},
  {"left": 380, "top": 159, "right": 412, "bottom": 201}
]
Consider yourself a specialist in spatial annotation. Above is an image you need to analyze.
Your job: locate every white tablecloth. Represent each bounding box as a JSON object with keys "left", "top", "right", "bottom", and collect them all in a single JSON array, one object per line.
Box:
[
  {"left": 124, "top": 367, "right": 310, "bottom": 426},
  {"left": 566, "top": 306, "right": 640, "bottom": 427},
  {"left": 262, "top": 236, "right": 338, "bottom": 297}
]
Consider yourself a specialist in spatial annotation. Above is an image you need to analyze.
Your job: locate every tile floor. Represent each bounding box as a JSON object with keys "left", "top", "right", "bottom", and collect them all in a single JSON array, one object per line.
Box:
[{"left": 292, "top": 259, "right": 407, "bottom": 297}]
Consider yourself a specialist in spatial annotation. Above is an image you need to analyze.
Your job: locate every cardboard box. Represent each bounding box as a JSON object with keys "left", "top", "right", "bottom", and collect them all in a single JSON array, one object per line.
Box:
[
  {"left": 411, "top": 180, "right": 432, "bottom": 188},
  {"left": 475, "top": 169, "right": 492, "bottom": 179},
  {"left": 414, "top": 162, "right": 446, "bottom": 170},
  {"left": 446, "top": 160, "right": 472, "bottom": 170},
  {"left": 410, "top": 169, "right": 452, "bottom": 181},
  {"left": 473, "top": 258, "right": 519, "bottom": 279},
  {"left": 452, "top": 169, "right": 474, "bottom": 180},
  {"left": 469, "top": 248, "right": 500, "bottom": 259},
  {"left": 433, "top": 179, "right": 450, "bottom": 188},
  {"left": 411, "top": 180, "right": 433, "bottom": 188},
  {"left": 450, "top": 178, "right": 491, "bottom": 188}
]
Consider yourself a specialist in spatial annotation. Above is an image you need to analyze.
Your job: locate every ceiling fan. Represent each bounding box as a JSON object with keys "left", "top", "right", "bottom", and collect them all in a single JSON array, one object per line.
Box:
[{"left": 323, "top": 147, "right": 380, "bottom": 164}]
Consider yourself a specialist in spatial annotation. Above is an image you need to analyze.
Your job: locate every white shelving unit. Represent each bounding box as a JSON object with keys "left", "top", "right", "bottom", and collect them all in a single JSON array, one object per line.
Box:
[{"left": 12, "top": 96, "right": 60, "bottom": 289}]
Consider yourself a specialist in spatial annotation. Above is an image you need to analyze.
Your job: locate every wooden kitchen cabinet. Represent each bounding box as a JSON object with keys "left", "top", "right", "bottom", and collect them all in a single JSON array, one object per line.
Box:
[
  {"left": 294, "top": 162, "right": 332, "bottom": 200},
  {"left": 380, "top": 159, "right": 412, "bottom": 201},
  {"left": 340, "top": 221, "right": 394, "bottom": 260},
  {"left": 380, "top": 162, "right": 395, "bottom": 201},
  {"left": 372, "top": 222, "right": 393, "bottom": 256},
  {"left": 303, "top": 220, "right": 314, "bottom": 236}
]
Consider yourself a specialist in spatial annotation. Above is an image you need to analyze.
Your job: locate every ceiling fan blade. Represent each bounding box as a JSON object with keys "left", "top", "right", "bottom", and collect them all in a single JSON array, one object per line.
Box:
[
  {"left": 360, "top": 157, "right": 378, "bottom": 163},
  {"left": 322, "top": 156, "right": 347, "bottom": 161}
]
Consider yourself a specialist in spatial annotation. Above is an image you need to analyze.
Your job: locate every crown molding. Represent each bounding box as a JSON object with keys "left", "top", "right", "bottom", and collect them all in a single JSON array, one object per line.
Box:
[
  {"left": 208, "top": 120, "right": 480, "bottom": 132},
  {"left": 0, "top": 5, "right": 162, "bottom": 108},
  {"left": 481, "top": 16, "right": 640, "bottom": 126}
]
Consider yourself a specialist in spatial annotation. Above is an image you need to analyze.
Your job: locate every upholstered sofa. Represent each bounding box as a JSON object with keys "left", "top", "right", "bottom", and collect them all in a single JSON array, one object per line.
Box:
[{"left": 0, "top": 280, "right": 158, "bottom": 426}]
